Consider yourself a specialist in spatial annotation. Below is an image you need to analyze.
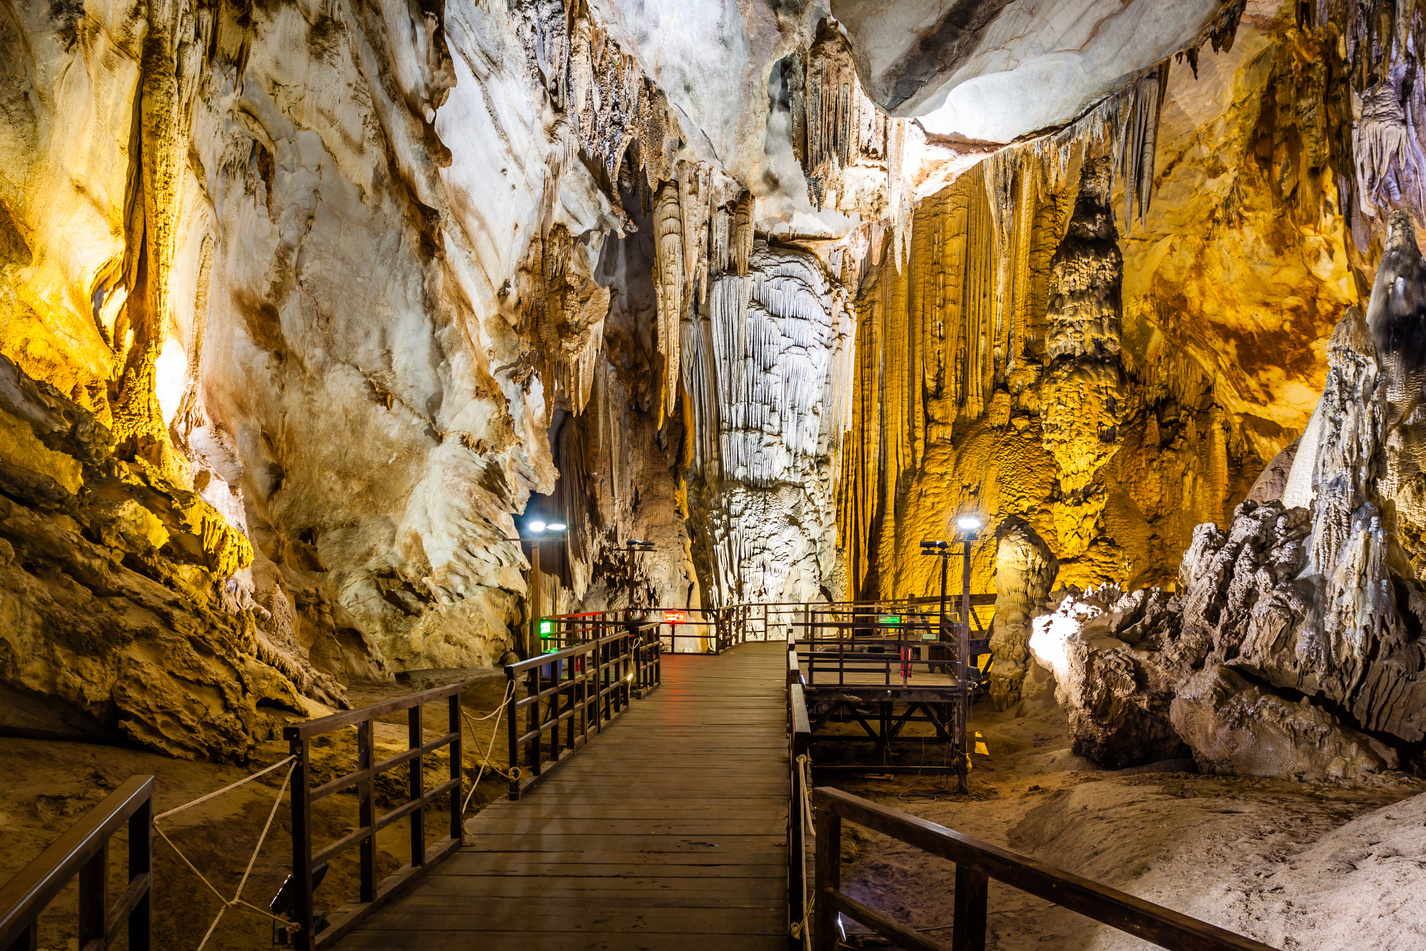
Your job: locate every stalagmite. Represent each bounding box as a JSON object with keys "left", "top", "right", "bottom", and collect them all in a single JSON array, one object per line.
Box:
[
  {"left": 989, "top": 518, "right": 1057, "bottom": 709},
  {"left": 1039, "top": 157, "right": 1127, "bottom": 492}
]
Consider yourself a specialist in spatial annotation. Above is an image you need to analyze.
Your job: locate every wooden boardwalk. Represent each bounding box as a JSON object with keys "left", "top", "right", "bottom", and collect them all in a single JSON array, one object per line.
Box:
[{"left": 335, "top": 641, "right": 789, "bottom": 951}]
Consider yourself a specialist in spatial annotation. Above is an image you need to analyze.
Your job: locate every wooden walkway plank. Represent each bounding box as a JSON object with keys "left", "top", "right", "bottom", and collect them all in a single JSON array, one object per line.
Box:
[{"left": 333, "top": 641, "right": 789, "bottom": 950}]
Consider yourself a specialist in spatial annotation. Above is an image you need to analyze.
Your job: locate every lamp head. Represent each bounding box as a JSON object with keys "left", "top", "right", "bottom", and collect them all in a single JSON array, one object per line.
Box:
[
  {"left": 955, "top": 516, "right": 982, "bottom": 535},
  {"left": 528, "top": 520, "right": 546, "bottom": 533}
]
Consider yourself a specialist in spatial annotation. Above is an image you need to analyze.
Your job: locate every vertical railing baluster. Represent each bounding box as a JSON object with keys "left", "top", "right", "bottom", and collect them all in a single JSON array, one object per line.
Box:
[
  {"left": 506, "top": 669, "right": 519, "bottom": 801},
  {"left": 290, "top": 736, "right": 314, "bottom": 949},
  {"left": 9, "top": 923, "right": 39, "bottom": 951},
  {"left": 813, "top": 796, "right": 840, "bottom": 951},
  {"left": 129, "top": 789, "right": 152, "bottom": 951},
  {"left": 952, "top": 864, "right": 989, "bottom": 951},
  {"left": 449, "top": 692, "right": 463, "bottom": 843},
  {"left": 526, "top": 668, "right": 540, "bottom": 778},
  {"left": 76, "top": 842, "right": 105, "bottom": 950},
  {"left": 409, "top": 703, "right": 425, "bottom": 867},
  {"left": 565, "top": 649, "right": 575, "bottom": 752},
  {"left": 357, "top": 720, "right": 375, "bottom": 903}
]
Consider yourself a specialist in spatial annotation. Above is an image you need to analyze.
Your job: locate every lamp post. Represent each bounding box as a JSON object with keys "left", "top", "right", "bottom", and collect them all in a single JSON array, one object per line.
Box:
[
  {"left": 506, "top": 518, "right": 567, "bottom": 657},
  {"left": 922, "top": 514, "right": 981, "bottom": 792},
  {"left": 953, "top": 515, "right": 981, "bottom": 793}
]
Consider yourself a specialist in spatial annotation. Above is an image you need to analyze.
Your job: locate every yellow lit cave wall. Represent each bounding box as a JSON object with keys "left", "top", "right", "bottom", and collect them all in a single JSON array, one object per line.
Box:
[{"left": 836, "top": 24, "right": 1357, "bottom": 607}]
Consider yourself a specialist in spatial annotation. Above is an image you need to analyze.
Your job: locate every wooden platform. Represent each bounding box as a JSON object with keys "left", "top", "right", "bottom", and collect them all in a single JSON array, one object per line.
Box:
[{"left": 334, "top": 641, "right": 790, "bottom": 951}]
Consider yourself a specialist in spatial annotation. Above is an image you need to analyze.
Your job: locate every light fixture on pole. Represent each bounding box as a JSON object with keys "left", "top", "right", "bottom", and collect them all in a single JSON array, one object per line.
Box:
[
  {"left": 505, "top": 518, "right": 569, "bottom": 657},
  {"left": 953, "top": 513, "right": 981, "bottom": 793}
]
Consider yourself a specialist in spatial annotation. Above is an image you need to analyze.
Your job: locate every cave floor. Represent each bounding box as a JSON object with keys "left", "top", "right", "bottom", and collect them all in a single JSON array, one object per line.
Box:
[
  {"left": 332, "top": 640, "right": 791, "bottom": 951},
  {"left": 834, "top": 682, "right": 1426, "bottom": 951}
]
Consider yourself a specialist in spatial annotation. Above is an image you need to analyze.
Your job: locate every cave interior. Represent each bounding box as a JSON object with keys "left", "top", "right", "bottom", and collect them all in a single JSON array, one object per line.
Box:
[{"left": 3, "top": 0, "right": 1426, "bottom": 947}]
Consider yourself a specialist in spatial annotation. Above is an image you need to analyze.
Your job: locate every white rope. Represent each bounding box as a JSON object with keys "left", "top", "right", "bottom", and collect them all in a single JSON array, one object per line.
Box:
[
  {"left": 155, "top": 755, "right": 297, "bottom": 821},
  {"left": 154, "top": 758, "right": 299, "bottom": 948},
  {"left": 789, "top": 753, "right": 814, "bottom": 950},
  {"left": 461, "top": 680, "right": 516, "bottom": 814}
]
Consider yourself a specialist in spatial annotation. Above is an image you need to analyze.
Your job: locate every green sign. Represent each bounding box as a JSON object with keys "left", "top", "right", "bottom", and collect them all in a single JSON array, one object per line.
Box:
[
  {"left": 538, "top": 619, "right": 554, "bottom": 638},
  {"left": 878, "top": 615, "right": 901, "bottom": 626}
]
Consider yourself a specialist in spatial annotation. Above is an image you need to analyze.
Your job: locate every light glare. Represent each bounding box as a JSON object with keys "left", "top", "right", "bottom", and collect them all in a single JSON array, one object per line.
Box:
[
  {"left": 956, "top": 516, "right": 982, "bottom": 532},
  {"left": 529, "top": 520, "right": 546, "bottom": 533},
  {"left": 547, "top": 522, "right": 567, "bottom": 531}
]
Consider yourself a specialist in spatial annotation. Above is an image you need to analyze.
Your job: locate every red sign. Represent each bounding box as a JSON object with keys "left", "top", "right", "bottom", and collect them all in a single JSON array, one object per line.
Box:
[{"left": 663, "top": 610, "right": 688, "bottom": 624}]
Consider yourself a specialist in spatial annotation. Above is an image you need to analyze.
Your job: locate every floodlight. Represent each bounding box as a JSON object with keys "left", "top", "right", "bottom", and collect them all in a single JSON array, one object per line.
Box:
[
  {"left": 956, "top": 516, "right": 983, "bottom": 532},
  {"left": 547, "top": 522, "right": 567, "bottom": 531},
  {"left": 528, "top": 520, "right": 546, "bottom": 533}
]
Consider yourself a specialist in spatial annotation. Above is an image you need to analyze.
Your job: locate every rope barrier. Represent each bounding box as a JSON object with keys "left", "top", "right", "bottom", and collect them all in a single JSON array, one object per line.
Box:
[
  {"left": 155, "top": 754, "right": 297, "bottom": 821},
  {"left": 789, "top": 752, "right": 814, "bottom": 950},
  {"left": 460, "top": 680, "right": 516, "bottom": 814},
  {"left": 153, "top": 757, "right": 299, "bottom": 949}
]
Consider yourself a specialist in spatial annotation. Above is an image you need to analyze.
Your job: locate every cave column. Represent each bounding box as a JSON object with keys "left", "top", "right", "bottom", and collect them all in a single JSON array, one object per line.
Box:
[{"left": 988, "top": 517, "right": 1057, "bottom": 709}]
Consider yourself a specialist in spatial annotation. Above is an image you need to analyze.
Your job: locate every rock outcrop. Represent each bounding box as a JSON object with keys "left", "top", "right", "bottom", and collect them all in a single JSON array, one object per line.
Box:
[
  {"left": 0, "top": 355, "right": 311, "bottom": 758},
  {"left": 1036, "top": 225, "right": 1426, "bottom": 776}
]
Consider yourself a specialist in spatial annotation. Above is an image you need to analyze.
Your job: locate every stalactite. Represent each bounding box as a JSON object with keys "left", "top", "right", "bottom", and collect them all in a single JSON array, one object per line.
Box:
[
  {"left": 1039, "top": 156, "right": 1128, "bottom": 545},
  {"left": 561, "top": 7, "right": 681, "bottom": 189},
  {"left": 801, "top": 18, "right": 914, "bottom": 270},
  {"left": 732, "top": 192, "right": 755, "bottom": 275},
  {"left": 1305, "top": 0, "right": 1426, "bottom": 244},
  {"left": 653, "top": 183, "right": 685, "bottom": 422}
]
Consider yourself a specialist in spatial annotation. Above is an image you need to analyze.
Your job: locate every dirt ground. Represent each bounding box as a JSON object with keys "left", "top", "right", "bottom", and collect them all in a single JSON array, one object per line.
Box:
[
  {"left": 8, "top": 666, "right": 1426, "bottom": 951},
  {"left": 835, "top": 675, "right": 1426, "bottom": 950},
  {"left": 0, "top": 668, "right": 516, "bottom": 951}
]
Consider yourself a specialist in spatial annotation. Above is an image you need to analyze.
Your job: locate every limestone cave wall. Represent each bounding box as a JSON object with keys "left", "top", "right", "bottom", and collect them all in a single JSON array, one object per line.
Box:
[
  {"left": 834, "top": 0, "right": 1361, "bottom": 629},
  {"left": 7, "top": 0, "right": 1412, "bottom": 762}
]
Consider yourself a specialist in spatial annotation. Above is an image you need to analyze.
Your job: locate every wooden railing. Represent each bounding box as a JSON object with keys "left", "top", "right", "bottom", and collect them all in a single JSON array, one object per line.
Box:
[
  {"left": 0, "top": 775, "right": 153, "bottom": 951},
  {"left": 284, "top": 685, "right": 464, "bottom": 949},
  {"left": 812, "top": 787, "right": 1283, "bottom": 951},
  {"left": 541, "top": 610, "right": 713, "bottom": 656},
  {"left": 787, "top": 639, "right": 813, "bottom": 945},
  {"left": 504, "top": 623, "right": 660, "bottom": 799}
]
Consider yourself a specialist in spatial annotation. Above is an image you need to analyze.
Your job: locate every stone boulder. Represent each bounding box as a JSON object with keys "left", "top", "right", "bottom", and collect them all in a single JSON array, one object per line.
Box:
[
  {"left": 1171, "top": 666, "right": 1399, "bottom": 782},
  {"left": 1031, "top": 590, "right": 1190, "bottom": 769}
]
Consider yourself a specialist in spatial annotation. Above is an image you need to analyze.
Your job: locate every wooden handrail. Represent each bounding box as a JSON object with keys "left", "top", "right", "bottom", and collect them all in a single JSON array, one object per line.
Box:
[
  {"left": 0, "top": 775, "right": 153, "bottom": 951},
  {"left": 812, "top": 787, "right": 1283, "bottom": 951},
  {"left": 504, "top": 623, "right": 661, "bottom": 799},
  {"left": 285, "top": 683, "right": 463, "bottom": 739},
  {"left": 284, "top": 686, "right": 463, "bottom": 949}
]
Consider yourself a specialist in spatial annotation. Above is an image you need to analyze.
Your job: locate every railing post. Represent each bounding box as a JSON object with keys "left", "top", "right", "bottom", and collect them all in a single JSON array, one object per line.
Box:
[
  {"left": 129, "top": 791, "right": 152, "bottom": 951},
  {"left": 289, "top": 736, "right": 315, "bottom": 949},
  {"left": 409, "top": 703, "right": 425, "bottom": 866},
  {"left": 6, "top": 923, "right": 37, "bottom": 951},
  {"left": 449, "top": 691, "right": 464, "bottom": 844},
  {"left": 952, "top": 864, "right": 989, "bottom": 951},
  {"left": 505, "top": 668, "right": 520, "bottom": 801},
  {"left": 76, "top": 842, "right": 105, "bottom": 950},
  {"left": 526, "top": 667, "right": 540, "bottom": 776},
  {"left": 813, "top": 793, "right": 840, "bottom": 951},
  {"left": 357, "top": 720, "right": 376, "bottom": 903}
]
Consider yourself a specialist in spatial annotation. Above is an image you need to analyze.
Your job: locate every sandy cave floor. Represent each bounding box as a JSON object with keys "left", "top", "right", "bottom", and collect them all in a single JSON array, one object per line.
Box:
[
  {"left": 0, "top": 668, "right": 515, "bottom": 951},
  {"left": 4, "top": 671, "right": 1426, "bottom": 951},
  {"left": 830, "top": 683, "right": 1426, "bottom": 951}
]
